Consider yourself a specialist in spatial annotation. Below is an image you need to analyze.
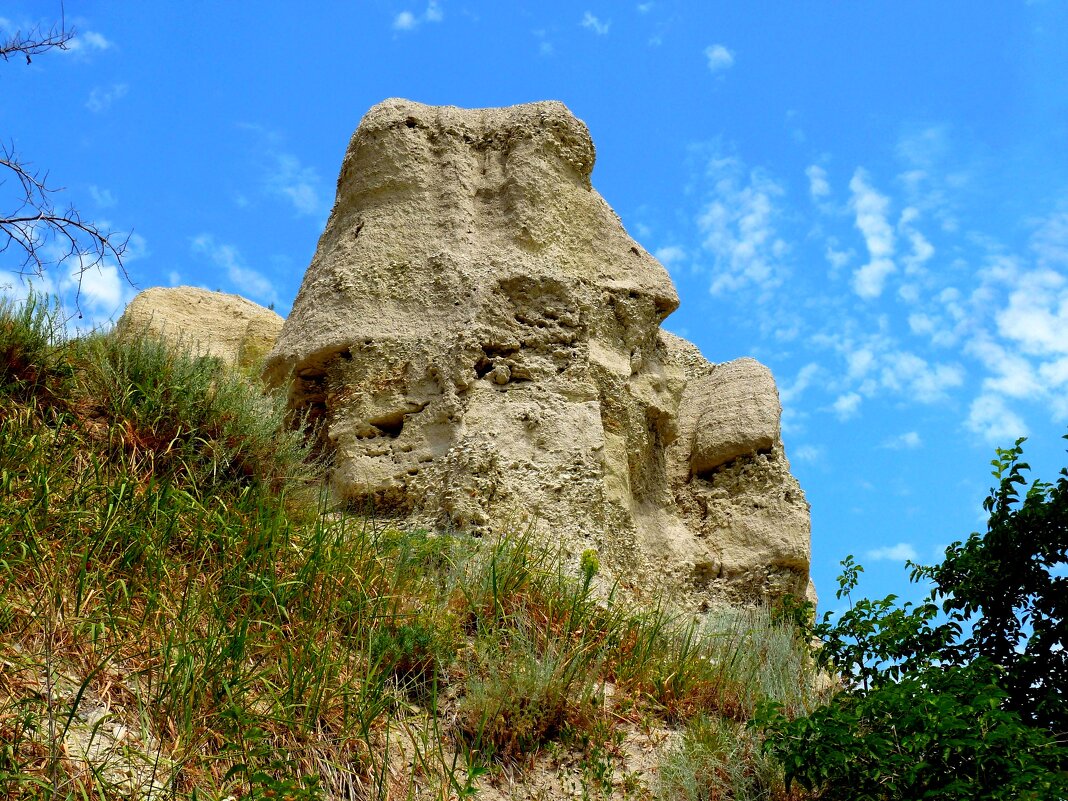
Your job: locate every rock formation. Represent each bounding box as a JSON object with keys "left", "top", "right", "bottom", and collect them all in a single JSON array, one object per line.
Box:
[
  {"left": 264, "top": 98, "right": 811, "bottom": 607},
  {"left": 117, "top": 286, "right": 283, "bottom": 369}
]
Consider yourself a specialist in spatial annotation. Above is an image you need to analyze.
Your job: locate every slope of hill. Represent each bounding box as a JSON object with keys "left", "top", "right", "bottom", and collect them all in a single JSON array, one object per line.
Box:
[{"left": 0, "top": 295, "right": 823, "bottom": 799}]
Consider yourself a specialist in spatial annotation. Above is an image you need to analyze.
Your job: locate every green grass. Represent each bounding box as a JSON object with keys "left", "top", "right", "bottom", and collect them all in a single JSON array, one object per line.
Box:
[{"left": 0, "top": 295, "right": 826, "bottom": 800}]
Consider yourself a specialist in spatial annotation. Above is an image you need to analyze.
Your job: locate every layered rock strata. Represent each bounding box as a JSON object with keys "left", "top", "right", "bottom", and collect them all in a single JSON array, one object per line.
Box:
[{"left": 264, "top": 99, "right": 811, "bottom": 606}]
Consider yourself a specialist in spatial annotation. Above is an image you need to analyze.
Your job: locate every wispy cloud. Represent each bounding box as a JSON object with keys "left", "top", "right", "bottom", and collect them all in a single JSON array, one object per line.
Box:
[
  {"left": 580, "top": 12, "right": 610, "bottom": 35},
  {"left": 393, "top": 2, "right": 443, "bottom": 31},
  {"left": 86, "top": 83, "right": 128, "bottom": 113},
  {"left": 393, "top": 11, "right": 417, "bottom": 30},
  {"left": 849, "top": 169, "right": 896, "bottom": 299},
  {"left": 1, "top": 234, "right": 136, "bottom": 329},
  {"left": 805, "top": 164, "right": 830, "bottom": 201},
  {"left": 967, "top": 392, "right": 1028, "bottom": 444},
  {"left": 654, "top": 245, "right": 687, "bottom": 270},
  {"left": 792, "top": 443, "right": 824, "bottom": 464},
  {"left": 831, "top": 392, "right": 862, "bottom": 420},
  {"left": 239, "top": 124, "right": 328, "bottom": 220},
  {"left": 883, "top": 431, "right": 923, "bottom": 449},
  {"left": 190, "top": 234, "right": 277, "bottom": 305},
  {"left": 62, "top": 29, "right": 112, "bottom": 56},
  {"left": 63, "top": 258, "right": 131, "bottom": 317},
  {"left": 697, "top": 153, "right": 789, "bottom": 297},
  {"left": 704, "top": 43, "right": 734, "bottom": 72},
  {"left": 866, "top": 542, "right": 919, "bottom": 562},
  {"left": 266, "top": 153, "right": 326, "bottom": 217},
  {"left": 88, "top": 185, "right": 116, "bottom": 208},
  {"left": 878, "top": 351, "right": 963, "bottom": 403}
]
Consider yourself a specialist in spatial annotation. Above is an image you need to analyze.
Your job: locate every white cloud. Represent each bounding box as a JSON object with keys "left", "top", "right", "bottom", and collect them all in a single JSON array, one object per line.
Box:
[
  {"left": 698, "top": 154, "right": 789, "bottom": 297},
  {"left": 1032, "top": 210, "right": 1068, "bottom": 267},
  {"left": 63, "top": 260, "right": 128, "bottom": 313},
  {"left": 805, "top": 165, "right": 830, "bottom": 200},
  {"left": 883, "top": 431, "right": 923, "bottom": 449},
  {"left": 88, "top": 185, "right": 116, "bottom": 208},
  {"left": 866, "top": 542, "right": 919, "bottom": 562},
  {"left": 240, "top": 125, "right": 328, "bottom": 219},
  {"left": 190, "top": 234, "right": 277, "bottom": 304},
  {"left": 994, "top": 268, "right": 1068, "bottom": 357},
  {"left": 704, "top": 44, "right": 734, "bottom": 72},
  {"left": 637, "top": 3, "right": 654, "bottom": 12},
  {"left": 0, "top": 270, "right": 57, "bottom": 304},
  {"left": 779, "top": 362, "right": 822, "bottom": 405},
  {"left": 832, "top": 392, "right": 862, "bottom": 420},
  {"left": 824, "top": 238, "right": 853, "bottom": 272},
  {"left": 62, "top": 29, "right": 112, "bottom": 56},
  {"left": 393, "top": 11, "right": 417, "bottom": 29},
  {"left": 967, "top": 392, "right": 1028, "bottom": 444},
  {"left": 581, "top": 12, "right": 610, "bottom": 35},
  {"left": 2, "top": 236, "right": 135, "bottom": 328},
  {"left": 792, "top": 444, "right": 823, "bottom": 463},
  {"left": 898, "top": 208, "right": 934, "bottom": 275},
  {"left": 879, "top": 351, "right": 963, "bottom": 402},
  {"left": 968, "top": 336, "right": 1041, "bottom": 399},
  {"left": 85, "top": 83, "right": 128, "bottom": 113},
  {"left": 123, "top": 232, "right": 149, "bottom": 262},
  {"left": 654, "top": 245, "right": 686, "bottom": 268},
  {"left": 849, "top": 169, "right": 896, "bottom": 298},
  {"left": 393, "top": 3, "right": 443, "bottom": 31},
  {"left": 267, "top": 153, "right": 325, "bottom": 217}
]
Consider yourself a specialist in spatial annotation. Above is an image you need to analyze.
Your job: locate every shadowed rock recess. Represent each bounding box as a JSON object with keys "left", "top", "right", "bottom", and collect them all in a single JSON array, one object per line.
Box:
[{"left": 264, "top": 99, "right": 812, "bottom": 607}]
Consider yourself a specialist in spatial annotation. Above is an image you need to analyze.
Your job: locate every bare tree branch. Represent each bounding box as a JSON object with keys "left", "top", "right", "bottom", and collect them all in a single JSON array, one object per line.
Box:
[
  {"left": 1, "top": 146, "right": 131, "bottom": 300},
  {"left": 0, "top": 16, "right": 74, "bottom": 64},
  {"left": 1, "top": 7, "right": 134, "bottom": 313}
]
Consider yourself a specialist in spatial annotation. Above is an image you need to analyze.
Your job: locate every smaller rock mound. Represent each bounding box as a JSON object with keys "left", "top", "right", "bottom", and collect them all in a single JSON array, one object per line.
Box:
[{"left": 116, "top": 287, "right": 283, "bottom": 368}]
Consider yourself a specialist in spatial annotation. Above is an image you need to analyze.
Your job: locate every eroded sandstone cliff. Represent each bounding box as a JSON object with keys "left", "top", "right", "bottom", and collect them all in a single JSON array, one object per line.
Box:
[{"left": 261, "top": 99, "right": 811, "bottom": 608}]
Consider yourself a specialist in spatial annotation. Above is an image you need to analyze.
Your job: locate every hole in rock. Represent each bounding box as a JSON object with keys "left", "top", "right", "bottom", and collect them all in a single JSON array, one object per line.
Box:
[
  {"left": 370, "top": 411, "right": 406, "bottom": 438},
  {"left": 405, "top": 117, "right": 418, "bottom": 128},
  {"left": 630, "top": 246, "right": 640, "bottom": 256}
]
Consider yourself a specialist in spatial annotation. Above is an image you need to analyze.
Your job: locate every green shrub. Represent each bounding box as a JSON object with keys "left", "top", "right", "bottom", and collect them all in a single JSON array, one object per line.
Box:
[
  {"left": 0, "top": 293, "right": 68, "bottom": 403},
  {"left": 369, "top": 614, "right": 459, "bottom": 692},
  {"left": 656, "top": 714, "right": 789, "bottom": 801},
  {"left": 456, "top": 638, "right": 601, "bottom": 764},
  {"left": 73, "top": 326, "right": 311, "bottom": 493}
]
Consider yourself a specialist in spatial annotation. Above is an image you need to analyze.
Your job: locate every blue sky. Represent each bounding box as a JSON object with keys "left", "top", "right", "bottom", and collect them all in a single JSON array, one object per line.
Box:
[{"left": 3, "top": 2, "right": 1067, "bottom": 606}]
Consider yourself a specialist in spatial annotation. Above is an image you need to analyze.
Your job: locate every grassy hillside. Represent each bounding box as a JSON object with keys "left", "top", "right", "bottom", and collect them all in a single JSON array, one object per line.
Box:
[{"left": 0, "top": 296, "right": 823, "bottom": 800}]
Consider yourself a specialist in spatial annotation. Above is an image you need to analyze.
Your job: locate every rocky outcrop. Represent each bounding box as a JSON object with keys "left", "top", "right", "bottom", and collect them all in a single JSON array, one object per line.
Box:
[
  {"left": 687, "top": 358, "right": 780, "bottom": 476},
  {"left": 264, "top": 98, "right": 811, "bottom": 607},
  {"left": 117, "top": 286, "right": 283, "bottom": 369}
]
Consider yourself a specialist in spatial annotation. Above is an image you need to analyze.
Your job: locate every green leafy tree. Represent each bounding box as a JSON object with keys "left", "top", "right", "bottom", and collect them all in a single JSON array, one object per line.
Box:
[
  {"left": 756, "top": 435, "right": 1068, "bottom": 800},
  {"left": 915, "top": 438, "right": 1066, "bottom": 731}
]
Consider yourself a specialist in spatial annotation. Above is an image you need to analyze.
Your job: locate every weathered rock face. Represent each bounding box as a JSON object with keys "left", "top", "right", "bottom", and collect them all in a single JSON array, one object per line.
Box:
[
  {"left": 264, "top": 99, "right": 811, "bottom": 607},
  {"left": 117, "top": 286, "right": 283, "bottom": 369}
]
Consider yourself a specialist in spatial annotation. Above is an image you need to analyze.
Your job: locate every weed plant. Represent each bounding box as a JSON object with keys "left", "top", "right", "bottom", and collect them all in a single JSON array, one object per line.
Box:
[{"left": 0, "top": 295, "right": 822, "bottom": 800}]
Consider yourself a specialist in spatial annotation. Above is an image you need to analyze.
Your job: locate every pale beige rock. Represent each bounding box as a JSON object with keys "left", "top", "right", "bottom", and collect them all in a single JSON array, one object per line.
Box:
[
  {"left": 117, "top": 286, "right": 284, "bottom": 368},
  {"left": 689, "top": 358, "right": 781, "bottom": 476},
  {"left": 265, "top": 98, "right": 811, "bottom": 606}
]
